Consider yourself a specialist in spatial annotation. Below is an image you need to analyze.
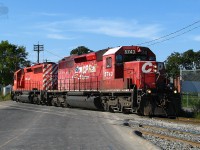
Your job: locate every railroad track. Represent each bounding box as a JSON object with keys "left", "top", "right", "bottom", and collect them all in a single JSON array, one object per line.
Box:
[
  {"left": 136, "top": 124, "right": 200, "bottom": 148},
  {"left": 153, "top": 117, "right": 200, "bottom": 125},
  {"left": 124, "top": 117, "right": 200, "bottom": 149}
]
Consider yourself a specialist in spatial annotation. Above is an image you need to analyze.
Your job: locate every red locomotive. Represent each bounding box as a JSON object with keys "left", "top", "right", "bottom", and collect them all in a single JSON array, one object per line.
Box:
[{"left": 12, "top": 46, "right": 181, "bottom": 116}]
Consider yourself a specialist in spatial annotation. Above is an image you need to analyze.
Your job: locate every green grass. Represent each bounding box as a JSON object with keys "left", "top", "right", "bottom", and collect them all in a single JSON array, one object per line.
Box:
[
  {"left": 194, "top": 113, "right": 200, "bottom": 119},
  {"left": 0, "top": 93, "right": 11, "bottom": 101},
  {"left": 181, "top": 93, "right": 200, "bottom": 119},
  {"left": 181, "top": 93, "right": 199, "bottom": 107}
]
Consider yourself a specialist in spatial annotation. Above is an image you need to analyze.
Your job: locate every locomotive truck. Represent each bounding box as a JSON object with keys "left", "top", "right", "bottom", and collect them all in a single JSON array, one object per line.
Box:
[{"left": 12, "top": 46, "right": 181, "bottom": 116}]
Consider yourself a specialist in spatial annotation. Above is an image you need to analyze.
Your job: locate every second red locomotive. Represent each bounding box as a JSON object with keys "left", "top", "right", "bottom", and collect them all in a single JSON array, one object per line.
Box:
[{"left": 12, "top": 46, "right": 181, "bottom": 116}]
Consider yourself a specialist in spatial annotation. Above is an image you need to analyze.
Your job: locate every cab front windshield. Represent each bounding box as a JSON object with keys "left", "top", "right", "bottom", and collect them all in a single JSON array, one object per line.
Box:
[{"left": 124, "top": 54, "right": 147, "bottom": 62}]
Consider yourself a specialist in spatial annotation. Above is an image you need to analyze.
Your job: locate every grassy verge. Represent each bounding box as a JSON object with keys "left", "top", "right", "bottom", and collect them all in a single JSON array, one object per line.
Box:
[
  {"left": 192, "top": 100, "right": 200, "bottom": 119},
  {"left": 0, "top": 93, "right": 11, "bottom": 101},
  {"left": 194, "top": 113, "right": 200, "bottom": 119},
  {"left": 181, "top": 93, "right": 200, "bottom": 119},
  {"left": 181, "top": 93, "right": 199, "bottom": 107}
]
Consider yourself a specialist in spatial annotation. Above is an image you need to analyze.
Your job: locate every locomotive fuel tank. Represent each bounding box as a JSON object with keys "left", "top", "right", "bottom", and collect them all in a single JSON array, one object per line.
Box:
[{"left": 66, "top": 92, "right": 103, "bottom": 110}]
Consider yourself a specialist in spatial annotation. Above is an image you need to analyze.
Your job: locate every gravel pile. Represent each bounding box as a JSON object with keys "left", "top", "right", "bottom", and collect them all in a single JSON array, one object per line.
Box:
[{"left": 127, "top": 117, "right": 200, "bottom": 150}]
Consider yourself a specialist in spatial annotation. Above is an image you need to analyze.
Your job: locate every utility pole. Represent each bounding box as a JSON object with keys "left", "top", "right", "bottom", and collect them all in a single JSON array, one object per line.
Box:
[{"left": 34, "top": 42, "right": 44, "bottom": 63}]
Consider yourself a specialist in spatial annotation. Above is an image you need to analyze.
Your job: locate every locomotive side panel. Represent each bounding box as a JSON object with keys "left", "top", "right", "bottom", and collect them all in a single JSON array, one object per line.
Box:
[
  {"left": 42, "top": 63, "right": 58, "bottom": 90},
  {"left": 13, "top": 63, "right": 58, "bottom": 91},
  {"left": 24, "top": 66, "right": 43, "bottom": 90},
  {"left": 58, "top": 52, "right": 104, "bottom": 91}
]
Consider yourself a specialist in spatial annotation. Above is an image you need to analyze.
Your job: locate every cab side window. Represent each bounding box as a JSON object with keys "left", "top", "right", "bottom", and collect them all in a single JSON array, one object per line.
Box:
[
  {"left": 116, "top": 54, "right": 123, "bottom": 64},
  {"left": 106, "top": 57, "right": 112, "bottom": 68}
]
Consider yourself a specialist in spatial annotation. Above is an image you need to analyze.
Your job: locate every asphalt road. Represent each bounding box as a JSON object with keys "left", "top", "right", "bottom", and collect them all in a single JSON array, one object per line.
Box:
[{"left": 0, "top": 101, "right": 158, "bottom": 150}]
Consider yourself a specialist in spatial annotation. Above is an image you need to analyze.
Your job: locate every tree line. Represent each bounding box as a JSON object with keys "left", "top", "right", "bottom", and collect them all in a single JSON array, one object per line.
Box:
[
  {"left": 165, "top": 49, "right": 200, "bottom": 77},
  {"left": 0, "top": 41, "right": 30, "bottom": 86},
  {"left": 0, "top": 40, "right": 199, "bottom": 85}
]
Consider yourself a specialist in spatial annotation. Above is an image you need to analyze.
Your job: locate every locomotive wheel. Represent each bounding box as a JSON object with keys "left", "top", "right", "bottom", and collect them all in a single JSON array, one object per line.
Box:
[
  {"left": 29, "top": 96, "right": 33, "bottom": 104},
  {"left": 108, "top": 106, "right": 114, "bottom": 113},
  {"left": 37, "top": 98, "right": 40, "bottom": 105},
  {"left": 46, "top": 98, "right": 52, "bottom": 106},
  {"left": 122, "top": 107, "right": 130, "bottom": 114},
  {"left": 44, "top": 98, "right": 49, "bottom": 106},
  {"left": 103, "top": 103, "right": 109, "bottom": 111},
  {"left": 56, "top": 101, "right": 61, "bottom": 107},
  {"left": 13, "top": 95, "right": 17, "bottom": 102},
  {"left": 51, "top": 100, "right": 55, "bottom": 106},
  {"left": 62, "top": 100, "right": 68, "bottom": 108}
]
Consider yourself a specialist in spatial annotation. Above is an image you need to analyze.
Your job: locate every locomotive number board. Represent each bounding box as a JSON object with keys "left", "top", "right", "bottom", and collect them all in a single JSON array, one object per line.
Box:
[{"left": 124, "top": 49, "right": 135, "bottom": 54}]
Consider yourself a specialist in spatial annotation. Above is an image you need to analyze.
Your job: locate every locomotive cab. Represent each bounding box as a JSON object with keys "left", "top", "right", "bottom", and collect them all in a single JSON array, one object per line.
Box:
[
  {"left": 13, "top": 69, "right": 25, "bottom": 90},
  {"left": 102, "top": 46, "right": 157, "bottom": 90}
]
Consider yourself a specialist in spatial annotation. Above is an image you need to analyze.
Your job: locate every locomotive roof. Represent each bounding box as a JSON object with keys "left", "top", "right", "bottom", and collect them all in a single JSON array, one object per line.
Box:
[
  {"left": 103, "top": 46, "right": 122, "bottom": 56},
  {"left": 60, "top": 54, "right": 77, "bottom": 62},
  {"left": 103, "top": 46, "right": 156, "bottom": 57}
]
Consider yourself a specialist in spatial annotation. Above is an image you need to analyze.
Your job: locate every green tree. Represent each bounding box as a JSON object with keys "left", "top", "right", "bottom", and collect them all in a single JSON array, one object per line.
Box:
[
  {"left": 165, "top": 52, "right": 182, "bottom": 77},
  {"left": 70, "top": 46, "right": 93, "bottom": 55},
  {"left": 0, "top": 40, "right": 30, "bottom": 85},
  {"left": 165, "top": 49, "right": 200, "bottom": 77}
]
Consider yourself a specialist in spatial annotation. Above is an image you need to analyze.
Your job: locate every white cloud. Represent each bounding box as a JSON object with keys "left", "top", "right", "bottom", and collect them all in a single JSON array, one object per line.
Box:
[
  {"left": 194, "top": 35, "right": 200, "bottom": 41},
  {"left": 34, "top": 17, "right": 162, "bottom": 39},
  {"left": 47, "top": 34, "right": 72, "bottom": 40},
  {"left": 67, "top": 18, "right": 161, "bottom": 38}
]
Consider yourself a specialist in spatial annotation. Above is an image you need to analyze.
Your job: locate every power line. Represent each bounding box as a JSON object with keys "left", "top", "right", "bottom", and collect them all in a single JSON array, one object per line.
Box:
[
  {"left": 137, "top": 20, "right": 200, "bottom": 46},
  {"left": 45, "top": 49, "right": 63, "bottom": 59},
  {"left": 146, "top": 25, "right": 200, "bottom": 46}
]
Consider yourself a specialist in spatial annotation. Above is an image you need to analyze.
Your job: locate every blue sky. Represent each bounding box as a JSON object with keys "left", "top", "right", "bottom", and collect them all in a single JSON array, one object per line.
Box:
[{"left": 0, "top": 0, "right": 200, "bottom": 63}]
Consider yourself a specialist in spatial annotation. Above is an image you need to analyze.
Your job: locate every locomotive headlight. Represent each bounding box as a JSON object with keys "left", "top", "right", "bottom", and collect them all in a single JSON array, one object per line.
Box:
[
  {"left": 174, "top": 90, "right": 177, "bottom": 94},
  {"left": 146, "top": 89, "right": 152, "bottom": 94}
]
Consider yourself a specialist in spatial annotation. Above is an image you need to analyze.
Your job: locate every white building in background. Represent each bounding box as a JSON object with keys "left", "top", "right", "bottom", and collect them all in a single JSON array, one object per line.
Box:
[
  {"left": 2, "top": 84, "right": 12, "bottom": 96},
  {"left": 0, "top": 84, "right": 12, "bottom": 96},
  {"left": 180, "top": 69, "right": 200, "bottom": 93}
]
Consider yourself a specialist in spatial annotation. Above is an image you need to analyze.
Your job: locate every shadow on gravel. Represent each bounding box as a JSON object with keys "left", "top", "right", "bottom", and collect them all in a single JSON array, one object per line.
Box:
[{"left": 133, "top": 131, "right": 142, "bottom": 137}]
